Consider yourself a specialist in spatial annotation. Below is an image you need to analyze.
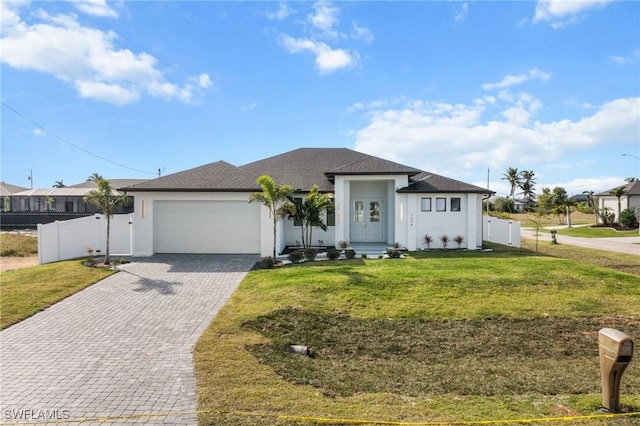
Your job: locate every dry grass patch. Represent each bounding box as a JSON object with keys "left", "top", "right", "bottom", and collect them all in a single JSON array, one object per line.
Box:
[{"left": 195, "top": 245, "right": 640, "bottom": 425}]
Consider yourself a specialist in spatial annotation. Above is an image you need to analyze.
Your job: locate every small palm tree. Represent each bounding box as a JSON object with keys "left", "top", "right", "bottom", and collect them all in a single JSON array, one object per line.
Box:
[
  {"left": 84, "top": 175, "right": 131, "bottom": 265},
  {"left": 440, "top": 234, "right": 449, "bottom": 249},
  {"left": 249, "top": 175, "right": 294, "bottom": 260},
  {"left": 611, "top": 186, "right": 627, "bottom": 225},
  {"left": 288, "top": 185, "right": 334, "bottom": 250},
  {"left": 454, "top": 235, "right": 464, "bottom": 249},
  {"left": 423, "top": 234, "right": 433, "bottom": 249},
  {"left": 52, "top": 180, "right": 66, "bottom": 188}
]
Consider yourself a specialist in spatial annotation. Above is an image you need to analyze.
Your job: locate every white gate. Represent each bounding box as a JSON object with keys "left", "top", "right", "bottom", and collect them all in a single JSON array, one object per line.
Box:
[
  {"left": 483, "top": 216, "right": 521, "bottom": 248},
  {"left": 38, "top": 214, "right": 132, "bottom": 264}
]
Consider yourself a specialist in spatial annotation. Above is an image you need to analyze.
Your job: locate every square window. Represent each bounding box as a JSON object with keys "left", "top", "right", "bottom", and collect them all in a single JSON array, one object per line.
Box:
[
  {"left": 436, "top": 197, "right": 446, "bottom": 212},
  {"left": 421, "top": 197, "right": 431, "bottom": 211},
  {"left": 451, "top": 197, "right": 461, "bottom": 212}
]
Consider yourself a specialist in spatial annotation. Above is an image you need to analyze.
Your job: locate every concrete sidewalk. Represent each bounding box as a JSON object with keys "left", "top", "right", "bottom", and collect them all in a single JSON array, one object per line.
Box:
[
  {"left": 521, "top": 228, "right": 640, "bottom": 256},
  {"left": 0, "top": 254, "right": 258, "bottom": 425}
]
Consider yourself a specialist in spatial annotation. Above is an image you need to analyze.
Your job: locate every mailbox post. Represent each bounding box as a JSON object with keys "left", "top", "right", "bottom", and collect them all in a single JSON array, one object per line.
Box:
[{"left": 598, "top": 328, "right": 634, "bottom": 412}]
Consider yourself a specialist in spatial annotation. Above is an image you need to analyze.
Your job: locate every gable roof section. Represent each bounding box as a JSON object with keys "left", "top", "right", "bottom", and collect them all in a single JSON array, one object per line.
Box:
[
  {"left": 596, "top": 180, "right": 640, "bottom": 197},
  {"left": 120, "top": 147, "right": 490, "bottom": 194},
  {"left": 120, "top": 161, "right": 260, "bottom": 192},
  {"left": 240, "top": 148, "right": 421, "bottom": 191},
  {"left": 0, "top": 182, "right": 29, "bottom": 196},
  {"left": 70, "top": 179, "right": 147, "bottom": 189},
  {"left": 398, "top": 171, "right": 493, "bottom": 194}
]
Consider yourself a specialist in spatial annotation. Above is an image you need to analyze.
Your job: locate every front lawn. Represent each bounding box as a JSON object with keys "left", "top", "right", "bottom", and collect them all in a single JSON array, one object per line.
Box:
[
  {"left": 194, "top": 244, "right": 640, "bottom": 425},
  {"left": 555, "top": 226, "right": 639, "bottom": 238},
  {"left": 0, "top": 232, "right": 38, "bottom": 257},
  {"left": 0, "top": 260, "right": 115, "bottom": 329}
]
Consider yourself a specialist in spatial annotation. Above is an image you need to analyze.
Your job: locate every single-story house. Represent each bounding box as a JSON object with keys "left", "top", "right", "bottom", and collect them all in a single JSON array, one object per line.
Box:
[
  {"left": 596, "top": 180, "right": 640, "bottom": 222},
  {"left": 1, "top": 179, "right": 145, "bottom": 229},
  {"left": 121, "top": 148, "right": 493, "bottom": 257}
]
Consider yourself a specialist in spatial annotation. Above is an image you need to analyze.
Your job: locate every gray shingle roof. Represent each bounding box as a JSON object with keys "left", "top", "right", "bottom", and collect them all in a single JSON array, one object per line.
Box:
[
  {"left": 596, "top": 180, "right": 640, "bottom": 196},
  {"left": 121, "top": 148, "right": 492, "bottom": 194},
  {"left": 399, "top": 172, "right": 492, "bottom": 194},
  {"left": 0, "top": 182, "right": 29, "bottom": 196},
  {"left": 120, "top": 161, "right": 260, "bottom": 192},
  {"left": 240, "top": 148, "right": 421, "bottom": 191}
]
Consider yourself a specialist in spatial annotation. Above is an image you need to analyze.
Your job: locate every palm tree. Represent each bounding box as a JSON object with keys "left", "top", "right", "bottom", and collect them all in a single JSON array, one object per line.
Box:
[
  {"left": 502, "top": 167, "right": 520, "bottom": 201},
  {"left": 611, "top": 186, "right": 627, "bottom": 224},
  {"left": 582, "top": 191, "right": 598, "bottom": 224},
  {"left": 288, "top": 185, "right": 334, "bottom": 250},
  {"left": 87, "top": 172, "right": 102, "bottom": 182},
  {"left": 84, "top": 175, "right": 131, "bottom": 265},
  {"left": 52, "top": 180, "right": 66, "bottom": 188},
  {"left": 249, "top": 175, "right": 294, "bottom": 260},
  {"left": 518, "top": 170, "right": 536, "bottom": 211}
]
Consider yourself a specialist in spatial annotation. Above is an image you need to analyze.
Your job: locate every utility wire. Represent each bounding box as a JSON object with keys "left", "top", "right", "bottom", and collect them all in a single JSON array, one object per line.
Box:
[{"left": 2, "top": 102, "right": 157, "bottom": 176}]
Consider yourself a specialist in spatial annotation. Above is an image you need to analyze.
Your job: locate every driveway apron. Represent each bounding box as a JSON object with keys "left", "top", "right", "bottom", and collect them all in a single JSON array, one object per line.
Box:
[{"left": 0, "top": 254, "right": 258, "bottom": 425}]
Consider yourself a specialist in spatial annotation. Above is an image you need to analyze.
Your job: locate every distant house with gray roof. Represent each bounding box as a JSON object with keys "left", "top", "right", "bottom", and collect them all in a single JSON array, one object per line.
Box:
[
  {"left": 122, "top": 148, "right": 493, "bottom": 257},
  {"left": 1, "top": 179, "right": 145, "bottom": 229},
  {"left": 596, "top": 180, "right": 640, "bottom": 223}
]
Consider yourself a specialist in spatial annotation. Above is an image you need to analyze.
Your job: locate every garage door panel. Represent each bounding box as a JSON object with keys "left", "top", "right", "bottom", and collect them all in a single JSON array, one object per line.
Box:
[{"left": 154, "top": 201, "right": 260, "bottom": 254}]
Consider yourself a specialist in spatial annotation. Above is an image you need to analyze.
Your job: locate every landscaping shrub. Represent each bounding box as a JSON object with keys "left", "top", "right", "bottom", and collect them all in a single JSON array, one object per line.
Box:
[
  {"left": 326, "top": 248, "right": 340, "bottom": 260},
  {"left": 260, "top": 256, "right": 275, "bottom": 269},
  {"left": 620, "top": 208, "right": 638, "bottom": 228},
  {"left": 344, "top": 249, "right": 356, "bottom": 259},
  {"left": 304, "top": 248, "right": 318, "bottom": 261},
  {"left": 287, "top": 250, "right": 304, "bottom": 263},
  {"left": 386, "top": 248, "right": 402, "bottom": 258}
]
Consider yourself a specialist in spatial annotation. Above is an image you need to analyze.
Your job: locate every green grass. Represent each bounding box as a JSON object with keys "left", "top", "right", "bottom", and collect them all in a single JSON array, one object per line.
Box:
[
  {"left": 0, "top": 260, "right": 115, "bottom": 329},
  {"left": 555, "top": 226, "right": 639, "bottom": 238},
  {"left": 194, "top": 244, "right": 640, "bottom": 425},
  {"left": 0, "top": 232, "right": 38, "bottom": 257},
  {"left": 520, "top": 238, "right": 640, "bottom": 275}
]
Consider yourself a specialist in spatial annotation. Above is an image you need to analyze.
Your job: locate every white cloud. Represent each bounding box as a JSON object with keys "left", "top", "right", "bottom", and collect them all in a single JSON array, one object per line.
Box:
[
  {"left": 308, "top": 1, "right": 340, "bottom": 38},
  {"left": 71, "top": 0, "right": 118, "bottom": 18},
  {"left": 454, "top": 3, "right": 468, "bottom": 22},
  {"left": 33, "top": 128, "right": 46, "bottom": 137},
  {"left": 351, "top": 21, "right": 373, "bottom": 43},
  {"left": 280, "top": 34, "right": 357, "bottom": 74},
  {"left": 534, "top": 0, "right": 613, "bottom": 28},
  {"left": 352, "top": 95, "right": 640, "bottom": 190},
  {"left": 76, "top": 80, "right": 140, "bottom": 105},
  {"left": 482, "top": 68, "right": 551, "bottom": 91},
  {"left": 265, "top": 2, "right": 294, "bottom": 21},
  {"left": 608, "top": 50, "right": 640, "bottom": 64},
  {"left": 0, "top": 4, "right": 211, "bottom": 105}
]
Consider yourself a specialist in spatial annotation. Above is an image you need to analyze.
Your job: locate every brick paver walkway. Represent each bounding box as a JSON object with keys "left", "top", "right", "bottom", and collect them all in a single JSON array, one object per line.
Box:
[{"left": 0, "top": 254, "right": 258, "bottom": 425}]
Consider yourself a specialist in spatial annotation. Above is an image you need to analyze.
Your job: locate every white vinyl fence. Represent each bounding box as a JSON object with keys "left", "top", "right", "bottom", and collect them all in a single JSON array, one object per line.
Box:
[
  {"left": 483, "top": 216, "right": 521, "bottom": 248},
  {"left": 38, "top": 214, "right": 132, "bottom": 264}
]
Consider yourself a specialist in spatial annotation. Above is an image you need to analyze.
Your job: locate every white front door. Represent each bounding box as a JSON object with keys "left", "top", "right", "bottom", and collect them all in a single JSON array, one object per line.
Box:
[{"left": 350, "top": 198, "right": 384, "bottom": 242}]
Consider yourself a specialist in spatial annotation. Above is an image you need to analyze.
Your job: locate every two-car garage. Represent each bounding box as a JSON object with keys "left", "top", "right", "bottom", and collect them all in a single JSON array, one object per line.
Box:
[{"left": 153, "top": 200, "right": 261, "bottom": 254}]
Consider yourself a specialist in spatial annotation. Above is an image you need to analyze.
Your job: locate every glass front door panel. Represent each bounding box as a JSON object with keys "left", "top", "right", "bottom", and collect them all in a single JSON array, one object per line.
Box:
[
  {"left": 354, "top": 201, "right": 364, "bottom": 223},
  {"left": 369, "top": 201, "right": 380, "bottom": 222}
]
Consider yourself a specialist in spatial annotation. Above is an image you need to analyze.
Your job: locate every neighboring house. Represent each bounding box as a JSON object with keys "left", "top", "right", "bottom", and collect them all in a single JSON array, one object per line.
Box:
[
  {"left": 596, "top": 180, "right": 640, "bottom": 222},
  {"left": 0, "top": 182, "right": 29, "bottom": 212},
  {"left": 1, "top": 179, "right": 145, "bottom": 229},
  {"left": 122, "top": 148, "right": 493, "bottom": 257}
]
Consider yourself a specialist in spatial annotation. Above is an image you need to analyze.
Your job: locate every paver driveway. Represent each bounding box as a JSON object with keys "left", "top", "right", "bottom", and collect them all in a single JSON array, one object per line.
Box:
[{"left": 1, "top": 254, "right": 258, "bottom": 425}]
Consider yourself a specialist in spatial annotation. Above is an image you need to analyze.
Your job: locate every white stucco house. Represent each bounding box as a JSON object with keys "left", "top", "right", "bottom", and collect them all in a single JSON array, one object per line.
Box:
[
  {"left": 596, "top": 180, "right": 640, "bottom": 223},
  {"left": 121, "top": 148, "right": 493, "bottom": 257}
]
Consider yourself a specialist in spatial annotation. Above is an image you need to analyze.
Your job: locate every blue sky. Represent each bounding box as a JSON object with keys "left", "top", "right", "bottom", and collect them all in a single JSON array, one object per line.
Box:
[{"left": 1, "top": 0, "right": 639, "bottom": 197}]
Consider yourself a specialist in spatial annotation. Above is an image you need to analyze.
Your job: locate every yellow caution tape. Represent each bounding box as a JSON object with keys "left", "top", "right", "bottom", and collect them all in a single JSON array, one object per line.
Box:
[{"left": 3, "top": 409, "right": 639, "bottom": 425}]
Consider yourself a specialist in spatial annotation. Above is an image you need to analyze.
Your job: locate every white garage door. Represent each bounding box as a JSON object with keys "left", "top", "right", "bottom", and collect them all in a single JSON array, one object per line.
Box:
[{"left": 154, "top": 201, "right": 260, "bottom": 254}]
